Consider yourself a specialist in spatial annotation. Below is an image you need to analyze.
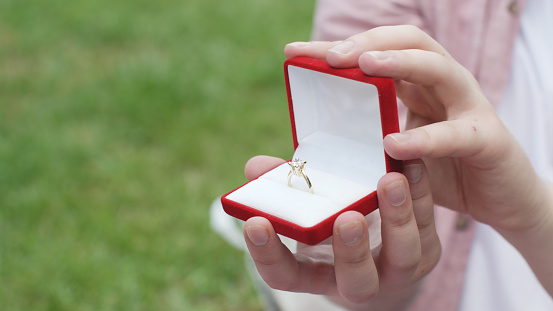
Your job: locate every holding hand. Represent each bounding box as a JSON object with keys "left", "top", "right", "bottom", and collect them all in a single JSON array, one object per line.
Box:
[
  {"left": 284, "top": 25, "right": 553, "bottom": 296},
  {"left": 244, "top": 157, "right": 440, "bottom": 310},
  {"left": 286, "top": 25, "right": 545, "bottom": 232}
]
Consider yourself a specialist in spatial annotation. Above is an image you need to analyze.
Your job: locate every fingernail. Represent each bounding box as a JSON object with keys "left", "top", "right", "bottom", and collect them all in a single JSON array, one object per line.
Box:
[
  {"left": 245, "top": 225, "right": 269, "bottom": 247},
  {"left": 338, "top": 221, "right": 364, "bottom": 246},
  {"left": 365, "top": 50, "right": 393, "bottom": 60},
  {"left": 328, "top": 41, "right": 354, "bottom": 55},
  {"left": 404, "top": 164, "right": 422, "bottom": 183},
  {"left": 385, "top": 180, "right": 407, "bottom": 206},
  {"left": 288, "top": 41, "right": 310, "bottom": 48},
  {"left": 388, "top": 132, "right": 410, "bottom": 144}
]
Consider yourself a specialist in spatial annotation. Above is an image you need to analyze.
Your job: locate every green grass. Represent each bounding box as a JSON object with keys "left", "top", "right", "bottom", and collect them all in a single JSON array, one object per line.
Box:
[{"left": 0, "top": 0, "right": 315, "bottom": 310}]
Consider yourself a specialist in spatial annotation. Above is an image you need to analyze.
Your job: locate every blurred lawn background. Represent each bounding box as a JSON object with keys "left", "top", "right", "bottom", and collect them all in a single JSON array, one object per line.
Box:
[{"left": 0, "top": 0, "right": 314, "bottom": 310}]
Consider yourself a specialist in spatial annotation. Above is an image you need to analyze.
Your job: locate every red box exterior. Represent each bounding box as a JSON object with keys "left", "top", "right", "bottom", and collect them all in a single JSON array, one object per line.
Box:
[{"left": 221, "top": 57, "right": 401, "bottom": 245}]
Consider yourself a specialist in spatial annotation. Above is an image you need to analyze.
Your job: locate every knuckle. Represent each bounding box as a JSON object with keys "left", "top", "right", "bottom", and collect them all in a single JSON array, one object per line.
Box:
[
  {"left": 416, "top": 210, "right": 436, "bottom": 233},
  {"left": 341, "top": 287, "right": 379, "bottom": 304},
  {"left": 409, "top": 181, "right": 433, "bottom": 201},
  {"left": 424, "top": 244, "right": 441, "bottom": 268},
  {"left": 399, "top": 24, "right": 424, "bottom": 35},
  {"left": 340, "top": 248, "right": 372, "bottom": 269},
  {"left": 368, "top": 25, "right": 423, "bottom": 44},
  {"left": 416, "top": 127, "right": 434, "bottom": 157},
  {"left": 388, "top": 210, "right": 415, "bottom": 229},
  {"left": 397, "top": 24, "right": 431, "bottom": 44},
  {"left": 414, "top": 244, "right": 441, "bottom": 281},
  {"left": 253, "top": 255, "right": 281, "bottom": 268},
  {"left": 266, "top": 278, "right": 299, "bottom": 292},
  {"left": 391, "top": 252, "right": 422, "bottom": 273}
]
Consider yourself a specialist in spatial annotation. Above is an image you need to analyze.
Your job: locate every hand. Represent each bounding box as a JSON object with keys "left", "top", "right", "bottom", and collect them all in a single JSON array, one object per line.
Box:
[
  {"left": 284, "top": 25, "right": 553, "bottom": 296},
  {"left": 284, "top": 25, "right": 549, "bottom": 234},
  {"left": 243, "top": 156, "right": 440, "bottom": 310}
]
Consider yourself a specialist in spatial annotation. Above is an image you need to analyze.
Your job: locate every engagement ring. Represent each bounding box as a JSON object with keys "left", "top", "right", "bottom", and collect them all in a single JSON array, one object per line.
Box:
[{"left": 287, "top": 157, "right": 314, "bottom": 194}]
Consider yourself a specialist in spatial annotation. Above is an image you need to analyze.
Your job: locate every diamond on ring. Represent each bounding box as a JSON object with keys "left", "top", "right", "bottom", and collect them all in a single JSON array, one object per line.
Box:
[{"left": 287, "top": 157, "right": 313, "bottom": 194}]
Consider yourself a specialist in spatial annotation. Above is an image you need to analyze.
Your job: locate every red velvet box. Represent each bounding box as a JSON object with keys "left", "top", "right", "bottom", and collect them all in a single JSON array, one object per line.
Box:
[{"left": 221, "top": 56, "right": 401, "bottom": 245}]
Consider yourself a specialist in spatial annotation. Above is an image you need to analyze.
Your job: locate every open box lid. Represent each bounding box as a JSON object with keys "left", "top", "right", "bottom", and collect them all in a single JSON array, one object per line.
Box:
[{"left": 221, "top": 57, "right": 401, "bottom": 245}]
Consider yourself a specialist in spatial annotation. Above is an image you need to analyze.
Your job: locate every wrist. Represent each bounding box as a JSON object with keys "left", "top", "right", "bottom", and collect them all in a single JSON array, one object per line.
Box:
[
  {"left": 496, "top": 177, "right": 553, "bottom": 236},
  {"left": 496, "top": 179, "right": 553, "bottom": 296},
  {"left": 495, "top": 177, "right": 553, "bottom": 258}
]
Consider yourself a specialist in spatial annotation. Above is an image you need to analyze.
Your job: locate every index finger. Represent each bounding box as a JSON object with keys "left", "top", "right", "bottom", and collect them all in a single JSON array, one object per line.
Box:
[{"left": 285, "top": 25, "right": 449, "bottom": 69}]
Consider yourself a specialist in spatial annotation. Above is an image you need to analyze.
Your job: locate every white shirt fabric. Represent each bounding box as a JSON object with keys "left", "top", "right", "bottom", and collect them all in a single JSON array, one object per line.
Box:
[{"left": 459, "top": 0, "right": 553, "bottom": 310}]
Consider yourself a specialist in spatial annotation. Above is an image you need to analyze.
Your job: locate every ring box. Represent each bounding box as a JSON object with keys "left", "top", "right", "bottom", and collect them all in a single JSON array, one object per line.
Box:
[{"left": 221, "top": 56, "right": 401, "bottom": 245}]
